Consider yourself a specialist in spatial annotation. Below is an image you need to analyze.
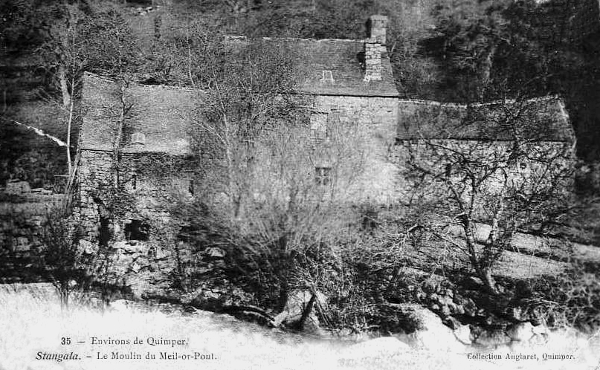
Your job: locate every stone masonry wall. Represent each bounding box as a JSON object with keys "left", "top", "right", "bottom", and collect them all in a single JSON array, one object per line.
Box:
[
  {"left": 75, "top": 149, "right": 196, "bottom": 298},
  {"left": 393, "top": 138, "right": 575, "bottom": 198},
  {"left": 314, "top": 95, "right": 400, "bottom": 204},
  {"left": 72, "top": 93, "right": 585, "bottom": 296},
  {"left": 76, "top": 149, "right": 195, "bottom": 241},
  {"left": 0, "top": 184, "right": 63, "bottom": 283},
  {"left": 74, "top": 150, "right": 113, "bottom": 244},
  {"left": 363, "top": 42, "right": 382, "bottom": 82}
]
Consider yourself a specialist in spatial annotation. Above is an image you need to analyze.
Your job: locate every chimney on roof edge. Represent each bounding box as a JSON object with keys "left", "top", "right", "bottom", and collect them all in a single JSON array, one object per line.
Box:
[
  {"left": 368, "top": 15, "right": 388, "bottom": 45},
  {"left": 364, "top": 40, "right": 382, "bottom": 82},
  {"left": 364, "top": 15, "right": 387, "bottom": 82}
]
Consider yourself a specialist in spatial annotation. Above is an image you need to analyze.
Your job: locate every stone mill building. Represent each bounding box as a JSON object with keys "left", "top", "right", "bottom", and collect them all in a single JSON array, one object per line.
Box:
[
  {"left": 74, "top": 15, "right": 576, "bottom": 295},
  {"left": 76, "top": 15, "right": 402, "bottom": 246}
]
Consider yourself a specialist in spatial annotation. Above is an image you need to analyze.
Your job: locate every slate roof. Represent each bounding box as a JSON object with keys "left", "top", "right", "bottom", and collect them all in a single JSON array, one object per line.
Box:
[
  {"left": 397, "top": 96, "right": 574, "bottom": 142},
  {"left": 80, "top": 72, "right": 199, "bottom": 155},
  {"left": 228, "top": 36, "right": 399, "bottom": 97}
]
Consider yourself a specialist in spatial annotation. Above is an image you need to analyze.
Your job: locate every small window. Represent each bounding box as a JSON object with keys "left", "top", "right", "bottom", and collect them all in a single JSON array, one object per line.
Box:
[
  {"left": 311, "top": 121, "right": 328, "bottom": 144},
  {"left": 327, "top": 109, "right": 341, "bottom": 125},
  {"left": 126, "top": 173, "right": 138, "bottom": 191},
  {"left": 124, "top": 220, "right": 150, "bottom": 241},
  {"left": 310, "top": 113, "right": 328, "bottom": 144},
  {"left": 188, "top": 179, "right": 195, "bottom": 196},
  {"left": 445, "top": 164, "right": 452, "bottom": 178},
  {"left": 99, "top": 216, "right": 111, "bottom": 248},
  {"left": 171, "top": 177, "right": 195, "bottom": 196},
  {"left": 321, "top": 70, "right": 334, "bottom": 84},
  {"left": 394, "top": 138, "right": 405, "bottom": 146},
  {"left": 131, "top": 132, "right": 146, "bottom": 145},
  {"left": 315, "top": 167, "right": 332, "bottom": 186}
]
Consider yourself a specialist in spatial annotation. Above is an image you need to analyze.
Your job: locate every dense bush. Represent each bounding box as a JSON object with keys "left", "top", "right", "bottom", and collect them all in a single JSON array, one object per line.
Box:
[
  {"left": 39, "top": 209, "right": 88, "bottom": 307},
  {"left": 173, "top": 201, "right": 430, "bottom": 334},
  {"left": 522, "top": 262, "right": 600, "bottom": 333}
]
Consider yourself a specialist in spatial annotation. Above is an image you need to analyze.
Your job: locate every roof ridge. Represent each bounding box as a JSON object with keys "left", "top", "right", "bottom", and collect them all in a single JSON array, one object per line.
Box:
[
  {"left": 225, "top": 35, "right": 364, "bottom": 43},
  {"left": 83, "top": 72, "right": 200, "bottom": 93},
  {"left": 398, "top": 95, "right": 562, "bottom": 109}
]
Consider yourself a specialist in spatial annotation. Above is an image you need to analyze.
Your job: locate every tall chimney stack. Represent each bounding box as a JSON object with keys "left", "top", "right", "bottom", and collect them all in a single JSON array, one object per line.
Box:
[
  {"left": 368, "top": 14, "right": 388, "bottom": 45},
  {"left": 364, "top": 15, "right": 388, "bottom": 82},
  {"left": 364, "top": 41, "right": 382, "bottom": 81}
]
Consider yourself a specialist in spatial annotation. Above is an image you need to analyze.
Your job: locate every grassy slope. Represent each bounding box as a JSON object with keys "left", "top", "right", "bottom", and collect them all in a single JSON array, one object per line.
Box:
[{"left": 1, "top": 285, "right": 599, "bottom": 370}]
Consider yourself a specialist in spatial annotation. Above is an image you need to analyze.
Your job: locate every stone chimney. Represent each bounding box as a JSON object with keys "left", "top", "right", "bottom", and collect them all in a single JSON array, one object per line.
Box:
[
  {"left": 363, "top": 15, "right": 388, "bottom": 82},
  {"left": 368, "top": 15, "right": 388, "bottom": 45},
  {"left": 364, "top": 41, "right": 382, "bottom": 82}
]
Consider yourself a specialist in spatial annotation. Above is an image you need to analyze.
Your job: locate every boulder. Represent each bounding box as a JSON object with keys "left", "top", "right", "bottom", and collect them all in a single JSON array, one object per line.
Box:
[
  {"left": 474, "top": 329, "right": 512, "bottom": 348},
  {"left": 6, "top": 181, "right": 31, "bottom": 194},
  {"left": 394, "top": 304, "right": 464, "bottom": 351},
  {"left": 114, "top": 240, "right": 146, "bottom": 254},
  {"left": 110, "top": 299, "right": 131, "bottom": 312},
  {"left": 205, "top": 247, "right": 226, "bottom": 259},
  {"left": 454, "top": 323, "right": 473, "bottom": 345},
  {"left": 273, "top": 289, "right": 327, "bottom": 334},
  {"left": 463, "top": 298, "right": 478, "bottom": 317},
  {"left": 13, "top": 237, "right": 31, "bottom": 252},
  {"left": 189, "top": 285, "right": 254, "bottom": 312},
  {"left": 443, "top": 316, "right": 462, "bottom": 330},
  {"left": 79, "top": 240, "right": 97, "bottom": 255},
  {"left": 532, "top": 324, "right": 549, "bottom": 336},
  {"left": 506, "top": 322, "right": 534, "bottom": 342},
  {"left": 451, "top": 303, "right": 465, "bottom": 315}
]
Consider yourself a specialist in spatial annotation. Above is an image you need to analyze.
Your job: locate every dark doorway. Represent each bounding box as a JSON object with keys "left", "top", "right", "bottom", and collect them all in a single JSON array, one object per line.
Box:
[{"left": 124, "top": 220, "right": 150, "bottom": 241}]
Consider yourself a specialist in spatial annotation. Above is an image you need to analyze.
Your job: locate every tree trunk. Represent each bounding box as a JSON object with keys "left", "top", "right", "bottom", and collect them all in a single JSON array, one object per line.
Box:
[
  {"left": 58, "top": 65, "right": 71, "bottom": 109},
  {"left": 479, "top": 44, "right": 497, "bottom": 98},
  {"left": 112, "top": 83, "right": 127, "bottom": 188},
  {"left": 464, "top": 222, "right": 499, "bottom": 295},
  {"left": 66, "top": 75, "right": 75, "bottom": 178},
  {"left": 222, "top": 114, "right": 241, "bottom": 221},
  {"left": 481, "top": 266, "right": 499, "bottom": 295}
]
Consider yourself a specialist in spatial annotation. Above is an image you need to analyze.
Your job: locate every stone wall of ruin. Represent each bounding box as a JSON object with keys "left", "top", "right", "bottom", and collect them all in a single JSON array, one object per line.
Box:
[
  {"left": 74, "top": 149, "right": 195, "bottom": 298},
  {"left": 0, "top": 184, "right": 63, "bottom": 283},
  {"left": 75, "top": 149, "right": 195, "bottom": 242}
]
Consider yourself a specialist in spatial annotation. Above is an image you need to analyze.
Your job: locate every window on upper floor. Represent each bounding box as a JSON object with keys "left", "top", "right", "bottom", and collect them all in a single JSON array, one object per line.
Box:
[
  {"left": 311, "top": 119, "right": 328, "bottom": 144},
  {"left": 131, "top": 132, "right": 146, "bottom": 145},
  {"left": 310, "top": 112, "right": 329, "bottom": 145},
  {"left": 315, "top": 166, "right": 332, "bottom": 186},
  {"left": 321, "top": 70, "right": 334, "bottom": 84}
]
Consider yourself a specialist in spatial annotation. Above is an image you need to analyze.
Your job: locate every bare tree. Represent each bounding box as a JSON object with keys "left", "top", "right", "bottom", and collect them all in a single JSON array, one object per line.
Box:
[
  {"left": 189, "top": 38, "right": 305, "bottom": 220},
  {"left": 1, "top": 0, "right": 139, "bottom": 199},
  {"left": 41, "top": 208, "right": 84, "bottom": 308},
  {"left": 399, "top": 96, "right": 575, "bottom": 294},
  {"left": 168, "top": 36, "right": 368, "bottom": 322}
]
